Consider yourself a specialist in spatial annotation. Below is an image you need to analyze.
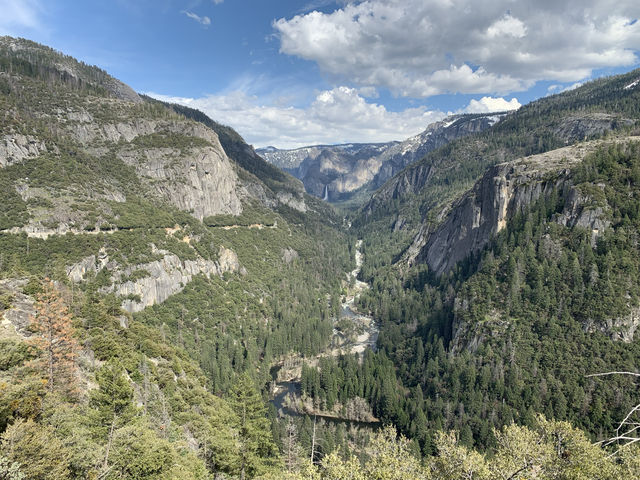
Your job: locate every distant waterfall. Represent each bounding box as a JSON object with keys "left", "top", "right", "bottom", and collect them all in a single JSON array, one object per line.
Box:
[{"left": 322, "top": 184, "right": 329, "bottom": 201}]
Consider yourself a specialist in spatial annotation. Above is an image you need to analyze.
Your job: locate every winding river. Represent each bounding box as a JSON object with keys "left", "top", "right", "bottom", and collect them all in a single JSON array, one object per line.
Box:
[{"left": 271, "top": 239, "right": 379, "bottom": 424}]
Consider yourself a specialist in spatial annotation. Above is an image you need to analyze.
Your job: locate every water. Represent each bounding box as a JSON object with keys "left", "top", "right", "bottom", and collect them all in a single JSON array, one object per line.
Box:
[{"left": 270, "top": 240, "right": 380, "bottom": 427}]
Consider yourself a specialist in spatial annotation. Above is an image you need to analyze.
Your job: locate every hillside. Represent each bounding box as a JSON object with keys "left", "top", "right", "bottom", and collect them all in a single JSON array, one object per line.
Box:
[
  {"left": 2, "top": 36, "right": 640, "bottom": 480},
  {"left": 258, "top": 113, "right": 503, "bottom": 203},
  {"left": 0, "top": 37, "right": 354, "bottom": 479},
  {"left": 305, "top": 69, "right": 640, "bottom": 453}
]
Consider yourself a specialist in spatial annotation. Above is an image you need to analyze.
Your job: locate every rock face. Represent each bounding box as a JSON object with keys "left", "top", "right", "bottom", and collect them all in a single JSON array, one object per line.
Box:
[
  {"left": 258, "top": 113, "right": 503, "bottom": 202},
  {"left": 70, "top": 118, "right": 243, "bottom": 219},
  {"left": 409, "top": 139, "right": 620, "bottom": 275},
  {"left": 585, "top": 306, "right": 640, "bottom": 343},
  {"left": 68, "top": 246, "right": 244, "bottom": 313},
  {"left": 552, "top": 113, "right": 634, "bottom": 142},
  {"left": 0, "top": 279, "right": 35, "bottom": 338},
  {"left": 0, "top": 134, "right": 48, "bottom": 167},
  {"left": 555, "top": 185, "right": 611, "bottom": 246},
  {"left": 371, "top": 113, "right": 506, "bottom": 188}
]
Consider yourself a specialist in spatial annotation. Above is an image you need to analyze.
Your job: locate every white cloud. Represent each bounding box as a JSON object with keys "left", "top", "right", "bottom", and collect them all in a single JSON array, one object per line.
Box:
[
  {"left": 548, "top": 82, "right": 584, "bottom": 94},
  {"left": 212, "top": 0, "right": 223, "bottom": 4},
  {"left": 487, "top": 14, "right": 527, "bottom": 38},
  {"left": 147, "top": 86, "right": 445, "bottom": 149},
  {"left": 273, "top": 0, "right": 640, "bottom": 97},
  {"left": 0, "top": 0, "right": 43, "bottom": 34},
  {"left": 461, "top": 96, "right": 521, "bottom": 113},
  {"left": 182, "top": 11, "right": 211, "bottom": 26}
]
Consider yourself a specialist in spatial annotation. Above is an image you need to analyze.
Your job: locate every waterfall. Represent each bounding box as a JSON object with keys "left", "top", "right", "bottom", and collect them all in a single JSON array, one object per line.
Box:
[{"left": 322, "top": 184, "right": 329, "bottom": 201}]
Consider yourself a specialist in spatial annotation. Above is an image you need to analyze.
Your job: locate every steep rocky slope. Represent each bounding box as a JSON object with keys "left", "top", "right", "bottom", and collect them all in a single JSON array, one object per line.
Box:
[
  {"left": 410, "top": 138, "right": 627, "bottom": 275},
  {"left": 356, "top": 70, "right": 640, "bottom": 274},
  {"left": 0, "top": 36, "right": 350, "bottom": 384},
  {"left": 258, "top": 113, "right": 504, "bottom": 202}
]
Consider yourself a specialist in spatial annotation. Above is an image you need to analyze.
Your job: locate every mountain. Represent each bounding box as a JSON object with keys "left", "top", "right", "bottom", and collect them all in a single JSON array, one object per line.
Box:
[
  {"left": 316, "top": 67, "right": 640, "bottom": 452},
  {"left": 257, "top": 113, "right": 505, "bottom": 203},
  {"left": 3, "top": 35, "right": 640, "bottom": 479},
  {"left": 0, "top": 37, "right": 354, "bottom": 479}
]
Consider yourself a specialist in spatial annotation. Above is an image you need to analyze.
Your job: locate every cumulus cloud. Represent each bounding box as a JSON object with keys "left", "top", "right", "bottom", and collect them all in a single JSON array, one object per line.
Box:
[
  {"left": 461, "top": 96, "right": 521, "bottom": 113},
  {"left": 147, "top": 86, "right": 445, "bottom": 149},
  {"left": 182, "top": 11, "right": 211, "bottom": 26},
  {"left": 0, "top": 0, "right": 43, "bottom": 34},
  {"left": 273, "top": 0, "right": 640, "bottom": 97}
]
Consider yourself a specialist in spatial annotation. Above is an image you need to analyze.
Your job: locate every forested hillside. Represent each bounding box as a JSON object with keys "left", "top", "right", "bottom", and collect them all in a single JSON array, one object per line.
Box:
[
  {"left": 2, "top": 36, "right": 640, "bottom": 480},
  {"left": 296, "top": 71, "right": 640, "bottom": 458},
  {"left": 0, "top": 36, "right": 354, "bottom": 479}
]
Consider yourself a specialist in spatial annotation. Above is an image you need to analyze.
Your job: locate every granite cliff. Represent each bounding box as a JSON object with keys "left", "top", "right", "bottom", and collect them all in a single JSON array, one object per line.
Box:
[
  {"left": 258, "top": 113, "right": 504, "bottom": 203},
  {"left": 409, "top": 139, "right": 622, "bottom": 274}
]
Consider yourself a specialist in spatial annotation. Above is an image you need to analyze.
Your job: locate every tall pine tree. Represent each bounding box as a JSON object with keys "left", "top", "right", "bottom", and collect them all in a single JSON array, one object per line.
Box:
[
  {"left": 228, "top": 373, "right": 280, "bottom": 479},
  {"left": 28, "top": 279, "right": 78, "bottom": 399}
]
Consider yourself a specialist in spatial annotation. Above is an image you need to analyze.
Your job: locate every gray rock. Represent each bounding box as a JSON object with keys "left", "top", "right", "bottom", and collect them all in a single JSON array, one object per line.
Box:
[
  {"left": 281, "top": 247, "right": 299, "bottom": 264},
  {"left": 0, "top": 278, "right": 35, "bottom": 337},
  {"left": 0, "top": 134, "right": 47, "bottom": 167},
  {"left": 410, "top": 139, "right": 616, "bottom": 275}
]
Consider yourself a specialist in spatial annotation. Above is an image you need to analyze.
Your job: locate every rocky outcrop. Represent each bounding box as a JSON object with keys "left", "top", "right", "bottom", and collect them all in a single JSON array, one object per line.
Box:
[
  {"left": 119, "top": 144, "right": 242, "bottom": 219},
  {"left": 552, "top": 113, "right": 634, "bottom": 142},
  {"left": 366, "top": 163, "right": 433, "bottom": 214},
  {"left": 276, "top": 191, "right": 307, "bottom": 212},
  {"left": 66, "top": 247, "right": 110, "bottom": 282},
  {"left": 0, "top": 134, "right": 48, "bottom": 167},
  {"left": 67, "top": 246, "right": 245, "bottom": 313},
  {"left": 371, "top": 113, "right": 506, "bottom": 188},
  {"left": 585, "top": 306, "right": 640, "bottom": 343},
  {"left": 0, "top": 279, "right": 35, "bottom": 338},
  {"left": 67, "top": 118, "right": 244, "bottom": 219},
  {"left": 555, "top": 185, "right": 611, "bottom": 246},
  {"left": 409, "top": 140, "right": 617, "bottom": 275},
  {"left": 281, "top": 247, "right": 299, "bottom": 264}
]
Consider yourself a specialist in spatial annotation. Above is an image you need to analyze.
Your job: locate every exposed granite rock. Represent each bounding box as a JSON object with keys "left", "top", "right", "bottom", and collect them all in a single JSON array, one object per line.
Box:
[
  {"left": 66, "top": 247, "right": 109, "bottom": 282},
  {"left": 409, "top": 139, "right": 619, "bottom": 275},
  {"left": 0, "top": 134, "right": 48, "bottom": 167},
  {"left": 365, "top": 163, "right": 433, "bottom": 216},
  {"left": 70, "top": 119, "right": 244, "bottom": 219},
  {"left": 555, "top": 185, "right": 611, "bottom": 246},
  {"left": 0, "top": 279, "right": 35, "bottom": 338},
  {"left": 552, "top": 113, "right": 634, "bottom": 142},
  {"left": 260, "top": 113, "right": 503, "bottom": 202},
  {"left": 371, "top": 113, "right": 506, "bottom": 188},
  {"left": 67, "top": 245, "right": 244, "bottom": 313},
  {"left": 281, "top": 247, "right": 299, "bottom": 264},
  {"left": 584, "top": 305, "right": 640, "bottom": 343},
  {"left": 119, "top": 144, "right": 242, "bottom": 219},
  {"left": 276, "top": 191, "right": 307, "bottom": 212}
]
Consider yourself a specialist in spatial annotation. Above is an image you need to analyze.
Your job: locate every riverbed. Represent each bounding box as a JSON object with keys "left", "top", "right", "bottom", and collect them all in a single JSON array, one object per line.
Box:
[{"left": 271, "top": 240, "right": 379, "bottom": 423}]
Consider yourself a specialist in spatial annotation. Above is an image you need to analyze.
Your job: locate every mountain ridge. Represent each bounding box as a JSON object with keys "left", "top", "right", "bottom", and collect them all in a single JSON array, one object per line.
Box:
[{"left": 258, "top": 112, "right": 506, "bottom": 203}]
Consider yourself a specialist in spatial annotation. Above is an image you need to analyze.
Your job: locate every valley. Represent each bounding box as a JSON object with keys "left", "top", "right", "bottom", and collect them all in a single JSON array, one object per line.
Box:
[
  {"left": 270, "top": 239, "right": 379, "bottom": 419},
  {"left": 2, "top": 34, "right": 640, "bottom": 480}
]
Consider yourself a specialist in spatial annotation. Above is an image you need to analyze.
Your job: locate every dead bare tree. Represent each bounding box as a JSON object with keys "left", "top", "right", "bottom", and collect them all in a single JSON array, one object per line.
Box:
[{"left": 586, "top": 371, "right": 640, "bottom": 452}]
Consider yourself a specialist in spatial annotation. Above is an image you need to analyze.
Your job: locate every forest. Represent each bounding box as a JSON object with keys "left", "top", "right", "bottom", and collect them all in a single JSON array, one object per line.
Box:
[{"left": 1, "top": 36, "right": 640, "bottom": 479}]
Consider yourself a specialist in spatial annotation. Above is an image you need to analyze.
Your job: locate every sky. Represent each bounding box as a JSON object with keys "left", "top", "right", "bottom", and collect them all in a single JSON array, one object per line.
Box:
[{"left": 1, "top": 0, "right": 640, "bottom": 149}]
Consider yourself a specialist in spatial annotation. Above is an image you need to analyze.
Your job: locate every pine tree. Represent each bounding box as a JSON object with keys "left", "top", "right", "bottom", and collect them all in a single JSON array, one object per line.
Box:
[
  {"left": 28, "top": 279, "right": 78, "bottom": 399},
  {"left": 89, "top": 362, "right": 136, "bottom": 475},
  {"left": 228, "top": 373, "right": 280, "bottom": 479}
]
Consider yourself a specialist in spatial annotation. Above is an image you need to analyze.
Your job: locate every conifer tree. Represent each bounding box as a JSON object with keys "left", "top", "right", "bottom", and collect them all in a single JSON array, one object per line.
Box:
[
  {"left": 28, "top": 279, "right": 78, "bottom": 399},
  {"left": 229, "top": 373, "right": 280, "bottom": 479},
  {"left": 89, "top": 362, "right": 136, "bottom": 474}
]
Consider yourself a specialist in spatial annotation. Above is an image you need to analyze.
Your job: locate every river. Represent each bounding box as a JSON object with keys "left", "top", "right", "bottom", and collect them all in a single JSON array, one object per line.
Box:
[{"left": 270, "top": 239, "right": 380, "bottom": 425}]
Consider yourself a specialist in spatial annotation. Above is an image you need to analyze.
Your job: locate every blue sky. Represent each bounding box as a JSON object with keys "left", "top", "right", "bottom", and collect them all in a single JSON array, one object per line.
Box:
[{"left": 1, "top": 0, "right": 639, "bottom": 148}]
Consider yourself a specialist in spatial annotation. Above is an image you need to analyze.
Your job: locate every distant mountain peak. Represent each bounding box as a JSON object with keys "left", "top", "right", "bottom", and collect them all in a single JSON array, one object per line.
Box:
[{"left": 258, "top": 112, "right": 505, "bottom": 203}]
